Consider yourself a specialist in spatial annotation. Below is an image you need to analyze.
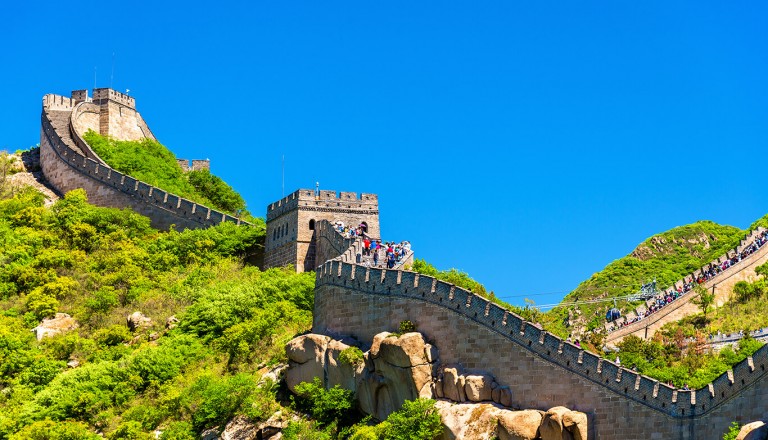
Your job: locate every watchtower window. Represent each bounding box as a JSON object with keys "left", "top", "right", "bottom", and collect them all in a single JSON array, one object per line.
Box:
[
  {"left": 360, "top": 222, "right": 368, "bottom": 233},
  {"left": 309, "top": 219, "right": 315, "bottom": 230}
]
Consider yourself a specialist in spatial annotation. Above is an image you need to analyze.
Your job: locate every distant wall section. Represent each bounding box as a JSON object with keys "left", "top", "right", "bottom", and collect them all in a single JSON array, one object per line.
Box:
[{"left": 40, "top": 92, "right": 245, "bottom": 231}]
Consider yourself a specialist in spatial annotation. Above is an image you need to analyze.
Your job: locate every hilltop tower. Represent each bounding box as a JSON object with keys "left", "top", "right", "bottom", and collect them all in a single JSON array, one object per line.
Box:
[{"left": 265, "top": 189, "right": 380, "bottom": 272}]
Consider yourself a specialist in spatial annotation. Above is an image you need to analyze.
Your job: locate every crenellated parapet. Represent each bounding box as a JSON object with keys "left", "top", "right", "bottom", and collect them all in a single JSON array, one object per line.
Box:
[
  {"left": 313, "top": 237, "right": 768, "bottom": 438},
  {"left": 92, "top": 88, "right": 136, "bottom": 109}
]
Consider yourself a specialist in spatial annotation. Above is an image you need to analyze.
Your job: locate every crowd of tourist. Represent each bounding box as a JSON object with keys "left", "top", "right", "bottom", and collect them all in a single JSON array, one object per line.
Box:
[
  {"left": 332, "top": 221, "right": 412, "bottom": 269},
  {"left": 607, "top": 229, "right": 768, "bottom": 332}
]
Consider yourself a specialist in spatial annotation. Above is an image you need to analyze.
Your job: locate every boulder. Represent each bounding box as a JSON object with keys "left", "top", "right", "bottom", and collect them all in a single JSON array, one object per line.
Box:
[
  {"left": 260, "top": 363, "right": 288, "bottom": 385},
  {"left": 464, "top": 374, "right": 494, "bottom": 402},
  {"left": 737, "top": 421, "right": 768, "bottom": 440},
  {"left": 562, "top": 410, "right": 588, "bottom": 440},
  {"left": 326, "top": 339, "right": 361, "bottom": 391},
  {"left": 497, "top": 409, "right": 543, "bottom": 440},
  {"left": 374, "top": 332, "right": 430, "bottom": 367},
  {"left": 165, "top": 315, "right": 179, "bottom": 329},
  {"left": 285, "top": 334, "right": 330, "bottom": 364},
  {"left": 435, "top": 400, "right": 504, "bottom": 440},
  {"left": 499, "top": 386, "right": 513, "bottom": 408},
  {"left": 221, "top": 415, "right": 259, "bottom": 440},
  {"left": 284, "top": 334, "right": 330, "bottom": 392},
  {"left": 457, "top": 375, "right": 467, "bottom": 402},
  {"left": 32, "top": 313, "right": 78, "bottom": 341},
  {"left": 369, "top": 331, "right": 393, "bottom": 358},
  {"left": 540, "top": 406, "right": 574, "bottom": 440},
  {"left": 221, "top": 412, "right": 287, "bottom": 440},
  {"left": 442, "top": 368, "right": 462, "bottom": 402},
  {"left": 127, "top": 311, "right": 152, "bottom": 332}
]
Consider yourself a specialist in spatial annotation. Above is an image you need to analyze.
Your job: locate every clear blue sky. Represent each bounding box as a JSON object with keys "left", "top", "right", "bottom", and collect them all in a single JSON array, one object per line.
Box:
[{"left": 2, "top": 1, "right": 767, "bottom": 307}]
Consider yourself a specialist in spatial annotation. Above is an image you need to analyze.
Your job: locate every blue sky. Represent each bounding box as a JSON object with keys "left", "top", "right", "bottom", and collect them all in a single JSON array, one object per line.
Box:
[{"left": 2, "top": 1, "right": 767, "bottom": 307}]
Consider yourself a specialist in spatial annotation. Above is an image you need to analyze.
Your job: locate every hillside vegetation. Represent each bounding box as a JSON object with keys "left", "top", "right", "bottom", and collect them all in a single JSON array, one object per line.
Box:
[
  {"left": 0, "top": 187, "right": 310, "bottom": 438},
  {"left": 0, "top": 181, "right": 445, "bottom": 439},
  {"left": 83, "top": 131, "right": 249, "bottom": 218},
  {"left": 541, "top": 221, "right": 747, "bottom": 337}
]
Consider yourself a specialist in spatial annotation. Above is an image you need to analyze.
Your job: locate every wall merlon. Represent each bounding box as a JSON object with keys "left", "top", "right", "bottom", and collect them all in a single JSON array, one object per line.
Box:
[{"left": 92, "top": 88, "right": 136, "bottom": 109}]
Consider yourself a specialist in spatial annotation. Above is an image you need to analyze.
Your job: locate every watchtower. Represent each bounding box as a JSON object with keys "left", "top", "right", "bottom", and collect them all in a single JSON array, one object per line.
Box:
[{"left": 264, "top": 189, "right": 380, "bottom": 272}]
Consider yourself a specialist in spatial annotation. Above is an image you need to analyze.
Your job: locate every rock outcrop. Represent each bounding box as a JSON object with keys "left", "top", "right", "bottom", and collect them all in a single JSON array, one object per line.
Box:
[
  {"left": 284, "top": 332, "right": 588, "bottom": 440},
  {"left": 126, "top": 311, "right": 152, "bottom": 331},
  {"left": 32, "top": 313, "right": 78, "bottom": 341},
  {"left": 285, "top": 331, "right": 434, "bottom": 421}
]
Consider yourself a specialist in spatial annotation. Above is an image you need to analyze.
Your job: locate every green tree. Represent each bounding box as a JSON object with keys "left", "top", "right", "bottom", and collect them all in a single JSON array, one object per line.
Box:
[{"left": 692, "top": 284, "right": 715, "bottom": 320}]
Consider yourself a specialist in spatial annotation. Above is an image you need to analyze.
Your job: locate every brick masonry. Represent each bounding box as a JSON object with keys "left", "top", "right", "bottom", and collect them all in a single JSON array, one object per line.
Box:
[
  {"left": 312, "top": 230, "right": 768, "bottom": 440},
  {"left": 39, "top": 91, "right": 246, "bottom": 231}
]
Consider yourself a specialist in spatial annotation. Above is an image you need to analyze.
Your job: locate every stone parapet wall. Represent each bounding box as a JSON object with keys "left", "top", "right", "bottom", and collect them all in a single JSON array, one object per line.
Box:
[
  {"left": 40, "top": 102, "right": 246, "bottom": 231},
  {"left": 313, "top": 257, "right": 768, "bottom": 439}
]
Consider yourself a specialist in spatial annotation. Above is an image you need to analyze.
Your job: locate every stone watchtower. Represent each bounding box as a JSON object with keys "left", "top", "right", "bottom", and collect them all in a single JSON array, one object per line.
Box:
[{"left": 265, "top": 189, "right": 380, "bottom": 272}]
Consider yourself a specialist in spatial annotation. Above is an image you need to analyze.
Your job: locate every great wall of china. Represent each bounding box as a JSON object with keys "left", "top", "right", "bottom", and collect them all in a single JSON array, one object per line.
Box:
[
  {"left": 40, "top": 90, "right": 245, "bottom": 231},
  {"left": 312, "top": 221, "right": 768, "bottom": 440},
  {"left": 35, "top": 89, "right": 768, "bottom": 439}
]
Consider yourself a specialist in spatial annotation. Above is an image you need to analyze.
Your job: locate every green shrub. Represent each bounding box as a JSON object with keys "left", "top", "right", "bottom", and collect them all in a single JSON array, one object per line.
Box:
[
  {"left": 399, "top": 320, "right": 416, "bottom": 334},
  {"left": 339, "top": 347, "right": 365, "bottom": 368},
  {"left": 378, "top": 398, "right": 443, "bottom": 440},
  {"left": 723, "top": 421, "right": 741, "bottom": 440},
  {"left": 292, "top": 378, "right": 356, "bottom": 428},
  {"left": 108, "top": 420, "right": 152, "bottom": 439},
  {"left": 9, "top": 419, "right": 100, "bottom": 440},
  {"left": 92, "top": 325, "right": 131, "bottom": 347},
  {"left": 159, "top": 421, "right": 196, "bottom": 440}
]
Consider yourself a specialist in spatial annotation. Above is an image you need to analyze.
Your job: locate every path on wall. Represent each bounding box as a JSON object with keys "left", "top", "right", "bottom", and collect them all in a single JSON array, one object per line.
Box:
[
  {"left": 605, "top": 228, "right": 768, "bottom": 345},
  {"left": 312, "top": 224, "right": 768, "bottom": 439},
  {"left": 40, "top": 94, "right": 249, "bottom": 231}
]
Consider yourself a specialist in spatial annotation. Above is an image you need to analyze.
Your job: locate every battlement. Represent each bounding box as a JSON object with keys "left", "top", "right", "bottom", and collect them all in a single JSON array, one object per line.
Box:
[
  {"left": 71, "top": 90, "right": 89, "bottom": 103},
  {"left": 43, "top": 94, "right": 78, "bottom": 111},
  {"left": 267, "top": 189, "right": 379, "bottom": 212},
  {"left": 177, "top": 159, "right": 211, "bottom": 172},
  {"left": 313, "top": 236, "right": 768, "bottom": 432},
  {"left": 92, "top": 88, "right": 136, "bottom": 109}
]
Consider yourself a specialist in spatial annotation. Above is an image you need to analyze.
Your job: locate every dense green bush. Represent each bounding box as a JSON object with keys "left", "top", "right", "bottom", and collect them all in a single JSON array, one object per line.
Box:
[
  {"left": 292, "top": 378, "right": 356, "bottom": 429},
  {"left": 378, "top": 398, "right": 443, "bottom": 440}
]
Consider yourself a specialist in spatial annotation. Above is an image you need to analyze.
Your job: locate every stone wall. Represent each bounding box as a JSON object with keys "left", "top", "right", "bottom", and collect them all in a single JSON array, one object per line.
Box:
[
  {"left": 313, "top": 259, "right": 768, "bottom": 439},
  {"left": 40, "top": 94, "right": 246, "bottom": 231}
]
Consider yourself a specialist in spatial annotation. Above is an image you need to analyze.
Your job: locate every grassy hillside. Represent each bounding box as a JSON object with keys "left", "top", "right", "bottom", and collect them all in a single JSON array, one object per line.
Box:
[
  {"left": 540, "top": 221, "right": 746, "bottom": 338},
  {"left": 83, "top": 131, "right": 250, "bottom": 218}
]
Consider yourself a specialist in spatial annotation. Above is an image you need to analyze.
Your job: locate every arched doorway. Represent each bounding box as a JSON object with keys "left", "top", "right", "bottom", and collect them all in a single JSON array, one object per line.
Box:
[
  {"left": 309, "top": 219, "right": 315, "bottom": 230},
  {"left": 360, "top": 221, "right": 368, "bottom": 233}
]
